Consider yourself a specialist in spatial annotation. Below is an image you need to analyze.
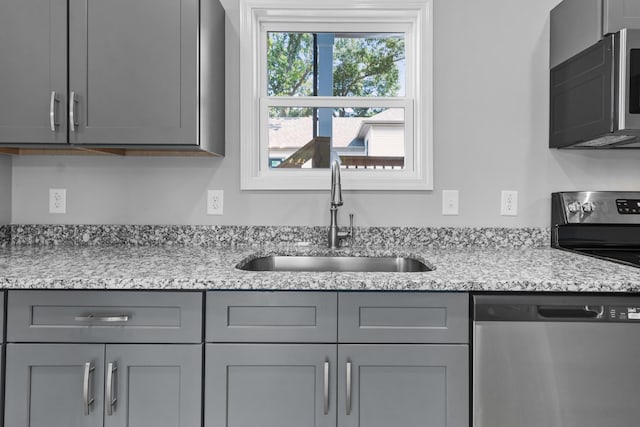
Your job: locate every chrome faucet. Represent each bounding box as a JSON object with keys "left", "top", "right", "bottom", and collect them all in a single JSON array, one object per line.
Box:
[{"left": 328, "top": 160, "right": 354, "bottom": 248}]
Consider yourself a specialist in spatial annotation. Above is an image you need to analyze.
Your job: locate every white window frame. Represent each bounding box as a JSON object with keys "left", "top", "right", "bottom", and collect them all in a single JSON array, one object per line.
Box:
[{"left": 239, "top": 0, "right": 433, "bottom": 190}]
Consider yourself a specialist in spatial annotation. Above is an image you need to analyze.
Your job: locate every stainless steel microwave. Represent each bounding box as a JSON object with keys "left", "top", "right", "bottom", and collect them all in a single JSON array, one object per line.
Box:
[{"left": 550, "top": 29, "right": 640, "bottom": 148}]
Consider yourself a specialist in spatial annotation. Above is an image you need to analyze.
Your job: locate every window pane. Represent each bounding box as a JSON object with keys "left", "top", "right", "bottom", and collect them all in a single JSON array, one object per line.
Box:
[
  {"left": 333, "top": 34, "right": 405, "bottom": 97},
  {"left": 267, "top": 33, "right": 315, "bottom": 97},
  {"left": 267, "top": 32, "right": 405, "bottom": 98},
  {"left": 268, "top": 107, "right": 405, "bottom": 170}
]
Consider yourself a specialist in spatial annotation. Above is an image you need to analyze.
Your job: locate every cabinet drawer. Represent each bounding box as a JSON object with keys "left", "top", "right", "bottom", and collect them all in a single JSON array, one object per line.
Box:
[
  {"left": 7, "top": 290, "right": 202, "bottom": 343},
  {"left": 338, "top": 292, "right": 468, "bottom": 343},
  {"left": 206, "top": 291, "right": 337, "bottom": 342}
]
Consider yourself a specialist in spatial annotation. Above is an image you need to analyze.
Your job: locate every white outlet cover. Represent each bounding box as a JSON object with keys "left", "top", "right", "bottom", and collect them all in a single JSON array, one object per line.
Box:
[
  {"left": 500, "top": 190, "right": 518, "bottom": 216},
  {"left": 49, "top": 188, "right": 67, "bottom": 214},
  {"left": 207, "top": 190, "right": 224, "bottom": 215},
  {"left": 442, "top": 190, "right": 459, "bottom": 215}
]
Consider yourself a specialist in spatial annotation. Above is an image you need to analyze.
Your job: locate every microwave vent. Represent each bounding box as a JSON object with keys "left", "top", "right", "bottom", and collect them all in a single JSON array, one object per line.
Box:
[{"left": 572, "top": 135, "right": 637, "bottom": 148}]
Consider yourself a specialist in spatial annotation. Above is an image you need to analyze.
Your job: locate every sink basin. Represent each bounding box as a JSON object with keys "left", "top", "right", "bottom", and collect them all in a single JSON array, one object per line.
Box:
[{"left": 238, "top": 255, "right": 431, "bottom": 272}]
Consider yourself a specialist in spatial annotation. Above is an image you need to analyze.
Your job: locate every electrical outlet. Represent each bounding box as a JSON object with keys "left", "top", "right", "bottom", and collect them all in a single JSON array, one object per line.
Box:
[
  {"left": 501, "top": 190, "right": 518, "bottom": 216},
  {"left": 442, "top": 190, "right": 459, "bottom": 215},
  {"left": 49, "top": 188, "right": 66, "bottom": 214},
  {"left": 207, "top": 190, "right": 224, "bottom": 215}
]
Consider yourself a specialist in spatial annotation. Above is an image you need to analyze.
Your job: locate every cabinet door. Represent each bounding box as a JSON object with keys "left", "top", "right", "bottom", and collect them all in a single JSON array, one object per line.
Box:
[
  {"left": 104, "top": 344, "right": 202, "bottom": 427},
  {"left": 206, "top": 344, "right": 337, "bottom": 427},
  {"left": 68, "top": 0, "right": 198, "bottom": 146},
  {"left": 605, "top": 0, "right": 640, "bottom": 34},
  {"left": 0, "top": 0, "right": 67, "bottom": 144},
  {"left": 4, "top": 344, "right": 105, "bottom": 427},
  {"left": 338, "top": 345, "right": 469, "bottom": 427}
]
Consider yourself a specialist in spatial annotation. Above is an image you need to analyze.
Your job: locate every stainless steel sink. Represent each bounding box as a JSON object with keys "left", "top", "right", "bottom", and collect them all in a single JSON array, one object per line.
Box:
[{"left": 238, "top": 255, "right": 431, "bottom": 272}]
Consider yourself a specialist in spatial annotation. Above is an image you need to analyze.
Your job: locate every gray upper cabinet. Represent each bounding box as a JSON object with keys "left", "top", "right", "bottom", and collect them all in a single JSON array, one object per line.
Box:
[
  {"left": 0, "top": 0, "right": 224, "bottom": 154},
  {"left": 604, "top": 0, "right": 640, "bottom": 35},
  {"left": 551, "top": 0, "right": 640, "bottom": 67},
  {"left": 0, "top": 0, "right": 68, "bottom": 144},
  {"left": 68, "top": 0, "right": 197, "bottom": 146}
]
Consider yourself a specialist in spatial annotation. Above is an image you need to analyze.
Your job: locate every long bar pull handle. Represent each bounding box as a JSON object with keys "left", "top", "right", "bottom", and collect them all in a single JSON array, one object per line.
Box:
[
  {"left": 69, "top": 91, "right": 77, "bottom": 132},
  {"left": 346, "top": 360, "right": 352, "bottom": 415},
  {"left": 50, "top": 91, "right": 59, "bottom": 131},
  {"left": 106, "top": 362, "right": 118, "bottom": 416},
  {"left": 75, "top": 314, "right": 130, "bottom": 323},
  {"left": 83, "top": 362, "right": 95, "bottom": 416},
  {"left": 323, "top": 360, "right": 330, "bottom": 415}
]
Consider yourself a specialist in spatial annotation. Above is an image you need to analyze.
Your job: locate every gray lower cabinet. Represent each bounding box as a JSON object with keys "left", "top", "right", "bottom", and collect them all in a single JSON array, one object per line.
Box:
[
  {"left": 5, "top": 344, "right": 106, "bottom": 427},
  {"left": 4, "top": 343, "right": 202, "bottom": 427},
  {"left": 104, "top": 345, "right": 202, "bottom": 427},
  {"left": 338, "top": 344, "right": 469, "bottom": 427},
  {"left": 205, "top": 291, "right": 470, "bottom": 427},
  {"left": 205, "top": 344, "right": 337, "bottom": 427}
]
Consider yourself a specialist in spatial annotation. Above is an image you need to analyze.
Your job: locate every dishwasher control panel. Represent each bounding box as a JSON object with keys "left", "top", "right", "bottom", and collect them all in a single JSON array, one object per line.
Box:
[
  {"left": 609, "top": 306, "right": 640, "bottom": 321},
  {"left": 474, "top": 295, "right": 640, "bottom": 323}
]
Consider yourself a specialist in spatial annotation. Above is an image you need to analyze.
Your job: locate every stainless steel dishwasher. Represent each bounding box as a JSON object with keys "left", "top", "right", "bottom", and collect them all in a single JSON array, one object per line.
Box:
[{"left": 473, "top": 294, "right": 640, "bottom": 427}]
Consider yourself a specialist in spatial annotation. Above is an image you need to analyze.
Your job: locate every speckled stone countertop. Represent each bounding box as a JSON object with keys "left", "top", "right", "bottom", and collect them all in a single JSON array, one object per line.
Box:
[{"left": 1, "top": 244, "right": 640, "bottom": 292}]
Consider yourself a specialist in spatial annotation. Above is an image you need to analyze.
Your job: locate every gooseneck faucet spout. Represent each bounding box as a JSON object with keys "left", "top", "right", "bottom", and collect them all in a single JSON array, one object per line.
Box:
[
  {"left": 328, "top": 160, "right": 354, "bottom": 249},
  {"left": 331, "top": 160, "right": 343, "bottom": 207}
]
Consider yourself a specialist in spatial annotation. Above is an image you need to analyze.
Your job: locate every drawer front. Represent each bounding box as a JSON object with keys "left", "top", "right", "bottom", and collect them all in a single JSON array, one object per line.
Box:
[
  {"left": 338, "top": 292, "right": 469, "bottom": 343},
  {"left": 7, "top": 291, "right": 202, "bottom": 343},
  {"left": 206, "top": 291, "right": 337, "bottom": 342}
]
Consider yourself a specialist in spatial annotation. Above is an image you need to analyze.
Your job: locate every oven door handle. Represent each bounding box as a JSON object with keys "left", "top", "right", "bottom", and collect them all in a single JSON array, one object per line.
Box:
[{"left": 537, "top": 305, "right": 604, "bottom": 319}]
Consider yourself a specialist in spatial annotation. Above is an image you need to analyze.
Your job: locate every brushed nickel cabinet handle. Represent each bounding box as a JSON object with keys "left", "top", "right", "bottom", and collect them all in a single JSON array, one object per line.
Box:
[
  {"left": 346, "top": 360, "right": 352, "bottom": 415},
  {"left": 323, "top": 360, "right": 330, "bottom": 415},
  {"left": 106, "top": 362, "right": 118, "bottom": 416},
  {"left": 75, "top": 314, "right": 130, "bottom": 323},
  {"left": 49, "top": 91, "right": 59, "bottom": 131},
  {"left": 83, "top": 362, "right": 95, "bottom": 416},
  {"left": 69, "top": 91, "right": 78, "bottom": 131}
]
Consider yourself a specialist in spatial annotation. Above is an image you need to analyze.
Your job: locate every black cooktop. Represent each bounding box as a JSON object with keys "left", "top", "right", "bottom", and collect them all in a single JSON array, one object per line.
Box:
[{"left": 570, "top": 248, "right": 640, "bottom": 268}]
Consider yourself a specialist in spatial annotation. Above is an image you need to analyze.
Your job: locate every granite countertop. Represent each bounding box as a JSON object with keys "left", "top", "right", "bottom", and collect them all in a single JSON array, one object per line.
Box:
[{"left": 1, "top": 244, "right": 640, "bottom": 292}]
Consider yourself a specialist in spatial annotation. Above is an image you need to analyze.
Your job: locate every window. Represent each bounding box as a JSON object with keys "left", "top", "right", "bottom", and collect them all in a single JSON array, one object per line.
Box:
[{"left": 240, "top": 0, "right": 433, "bottom": 190}]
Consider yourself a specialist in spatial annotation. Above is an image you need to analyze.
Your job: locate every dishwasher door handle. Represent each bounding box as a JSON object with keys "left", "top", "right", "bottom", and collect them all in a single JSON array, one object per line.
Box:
[{"left": 537, "top": 305, "right": 604, "bottom": 319}]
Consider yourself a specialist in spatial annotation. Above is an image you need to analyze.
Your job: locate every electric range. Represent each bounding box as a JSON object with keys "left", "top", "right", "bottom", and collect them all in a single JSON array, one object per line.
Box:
[{"left": 552, "top": 191, "right": 640, "bottom": 267}]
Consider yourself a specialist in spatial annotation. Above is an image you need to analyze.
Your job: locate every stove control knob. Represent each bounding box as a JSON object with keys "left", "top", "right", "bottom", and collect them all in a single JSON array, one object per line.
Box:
[
  {"left": 581, "top": 201, "right": 596, "bottom": 213},
  {"left": 567, "top": 202, "right": 581, "bottom": 213}
]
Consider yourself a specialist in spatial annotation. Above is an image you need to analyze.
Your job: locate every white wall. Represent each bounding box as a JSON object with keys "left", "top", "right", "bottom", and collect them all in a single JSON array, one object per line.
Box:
[
  {"left": 10, "top": 0, "right": 640, "bottom": 227},
  {"left": 0, "top": 155, "right": 11, "bottom": 224}
]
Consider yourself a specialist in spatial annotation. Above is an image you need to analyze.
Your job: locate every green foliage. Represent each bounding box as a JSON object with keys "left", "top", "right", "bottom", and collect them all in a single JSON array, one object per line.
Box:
[
  {"left": 333, "top": 36, "right": 404, "bottom": 117},
  {"left": 267, "top": 32, "right": 314, "bottom": 97},
  {"left": 268, "top": 32, "right": 405, "bottom": 118}
]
